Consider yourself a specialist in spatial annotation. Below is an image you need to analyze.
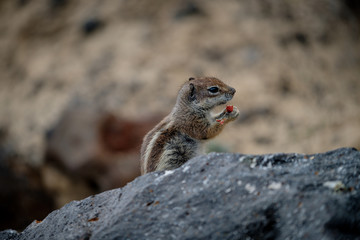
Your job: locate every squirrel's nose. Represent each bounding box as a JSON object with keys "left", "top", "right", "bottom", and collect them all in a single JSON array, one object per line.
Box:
[{"left": 229, "top": 87, "right": 236, "bottom": 95}]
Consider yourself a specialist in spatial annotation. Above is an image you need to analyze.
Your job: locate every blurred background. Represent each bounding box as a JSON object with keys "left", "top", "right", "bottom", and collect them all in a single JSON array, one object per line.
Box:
[{"left": 0, "top": 0, "right": 359, "bottom": 231}]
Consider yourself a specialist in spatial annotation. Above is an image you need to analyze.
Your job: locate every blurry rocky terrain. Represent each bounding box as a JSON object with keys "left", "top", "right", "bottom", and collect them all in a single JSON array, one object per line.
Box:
[{"left": 0, "top": 0, "right": 359, "bottom": 231}]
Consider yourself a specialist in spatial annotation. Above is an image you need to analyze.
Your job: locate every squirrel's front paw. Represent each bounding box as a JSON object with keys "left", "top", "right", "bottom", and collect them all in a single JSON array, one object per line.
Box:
[
  {"left": 226, "top": 106, "right": 239, "bottom": 120},
  {"left": 216, "top": 106, "right": 240, "bottom": 125}
]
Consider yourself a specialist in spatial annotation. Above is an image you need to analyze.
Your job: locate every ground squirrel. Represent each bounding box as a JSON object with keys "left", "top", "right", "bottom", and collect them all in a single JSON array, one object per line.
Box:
[{"left": 140, "top": 77, "right": 239, "bottom": 174}]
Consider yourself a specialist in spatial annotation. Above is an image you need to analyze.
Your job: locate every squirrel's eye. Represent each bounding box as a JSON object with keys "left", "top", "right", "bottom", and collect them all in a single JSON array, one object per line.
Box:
[{"left": 208, "top": 87, "right": 219, "bottom": 94}]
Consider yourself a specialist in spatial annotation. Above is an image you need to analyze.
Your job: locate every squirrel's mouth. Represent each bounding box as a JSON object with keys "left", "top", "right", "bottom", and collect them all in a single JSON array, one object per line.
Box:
[
  {"left": 218, "top": 100, "right": 228, "bottom": 106},
  {"left": 225, "top": 92, "right": 235, "bottom": 100},
  {"left": 219, "top": 94, "right": 233, "bottom": 106},
  {"left": 215, "top": 98, "right": 231, "bottom": 108},
  {"left": 206, "top": 95, "right": 233, "bottom": 111},
  {"left": 211, "top": 100, "right": 233, "bottom": 116}
]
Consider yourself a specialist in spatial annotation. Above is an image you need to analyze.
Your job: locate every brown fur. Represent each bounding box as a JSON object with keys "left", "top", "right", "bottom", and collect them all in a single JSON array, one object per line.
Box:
[{"left": 140, "top": 77, "right": 239, "bottom": 174}]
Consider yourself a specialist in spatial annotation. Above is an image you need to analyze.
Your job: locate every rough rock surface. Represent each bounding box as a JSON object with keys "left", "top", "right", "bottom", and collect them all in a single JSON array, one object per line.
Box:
[{"left": 1, "top": 148, "right": 360, "bottom": 240}]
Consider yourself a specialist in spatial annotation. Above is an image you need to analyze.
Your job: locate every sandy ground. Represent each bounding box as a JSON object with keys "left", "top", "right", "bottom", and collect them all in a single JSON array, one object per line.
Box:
[{"left": 0, "top": 0, "right": 359, "bottom": 165}]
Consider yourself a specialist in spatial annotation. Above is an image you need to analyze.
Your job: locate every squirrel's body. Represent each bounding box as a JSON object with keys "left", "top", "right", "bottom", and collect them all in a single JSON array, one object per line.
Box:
[{"left": 140, "top": 77, "right": 239, "bottom": 174}]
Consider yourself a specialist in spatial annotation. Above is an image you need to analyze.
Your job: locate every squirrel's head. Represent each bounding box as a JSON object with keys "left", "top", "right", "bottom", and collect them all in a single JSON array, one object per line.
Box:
[{"left": 178, "top": 77, "right": 236, "bottom": 111}]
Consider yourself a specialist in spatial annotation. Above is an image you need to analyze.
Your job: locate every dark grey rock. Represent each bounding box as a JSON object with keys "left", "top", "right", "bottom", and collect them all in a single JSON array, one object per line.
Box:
[
  {"left": 82, "top": 18, "right": 104, "bottom": 35},
  {"left": 174, "top": 2, "right": 204, "bottom": 20},
  {"left": 0, "top": 230, "right": 18, "bottom": 240},
  {"left": 0, "top": 142, "right": 55, "bottom": 231},
  {"left": 1, "top": 148, "right": 360, "bottom": 240}
]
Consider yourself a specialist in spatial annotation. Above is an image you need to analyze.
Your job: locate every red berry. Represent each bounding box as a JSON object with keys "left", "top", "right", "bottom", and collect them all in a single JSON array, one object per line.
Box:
[
  {"left": 226, "top": 105, "right": 233, "bottom": 113},
  {"left": 216, "top": 119, "right": 225, "bottom": 125}
]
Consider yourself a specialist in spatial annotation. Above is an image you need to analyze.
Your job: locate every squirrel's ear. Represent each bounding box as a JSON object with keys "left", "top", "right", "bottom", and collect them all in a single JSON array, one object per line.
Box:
[
  {"left": 189, "top": 77, "right": 195, "bottom": 81},
  {"left": 189, "top": 83, "right": 196, "bottom": 102}
]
